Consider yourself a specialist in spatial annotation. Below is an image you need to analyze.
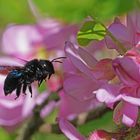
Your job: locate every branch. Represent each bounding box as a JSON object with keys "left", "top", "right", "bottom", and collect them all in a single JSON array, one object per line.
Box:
[
  {"left": 16, "top": 87, "right": 62, "bottom": 140},
  {"left": 39, "top": 104, "right": 110, "bottom": 134}
]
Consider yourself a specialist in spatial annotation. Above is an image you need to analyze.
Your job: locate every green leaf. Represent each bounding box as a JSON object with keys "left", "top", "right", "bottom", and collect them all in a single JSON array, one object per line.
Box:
[
  {"left": 32, "top": 132, "right": 67, "bottom": 140},
  {"left": 77, "top": 38, "right": 93, "bottom": 46},
  {"left": 80, "top": 21, "right": 96, "bottom": 32},
  {"left": 77, "top": 20, "right": 106, "bottom": 46},
  {"left": 38, "top": 81, "right": 47, "bottom": 93},
  {"left": 78, "top": 111, "right": 117, "bottom": 136}
]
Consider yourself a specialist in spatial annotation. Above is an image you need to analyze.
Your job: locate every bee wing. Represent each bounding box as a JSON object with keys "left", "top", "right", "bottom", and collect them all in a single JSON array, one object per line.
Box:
[
  {"left": 0, "top": 56, "right": 26, "bottom": 75},
  {"left": 0, "top": 66, "right": 22, "bottom": 75}
]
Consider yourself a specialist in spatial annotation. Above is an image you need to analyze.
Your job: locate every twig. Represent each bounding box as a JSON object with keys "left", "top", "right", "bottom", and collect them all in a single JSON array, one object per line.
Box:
[
  {"left": 39, "top": 105, "right": 110, "bottom": 134},
  {"left": 16, "top": 87, "right": 62, "bottom": 140}
]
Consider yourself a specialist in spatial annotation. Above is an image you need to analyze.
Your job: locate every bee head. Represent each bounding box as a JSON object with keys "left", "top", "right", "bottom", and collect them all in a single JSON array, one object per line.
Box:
[{"left": 39, "top": 60, "right": 55, "bottom": 75}]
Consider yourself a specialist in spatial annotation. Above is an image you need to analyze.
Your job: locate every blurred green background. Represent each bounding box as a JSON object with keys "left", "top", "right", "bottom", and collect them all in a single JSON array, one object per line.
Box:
[
  {"left": 0, "top": 0, "right": 138, "bottom": 139},
  {"left": 0, "top": 0, "right": 136, "bottom": 27}
]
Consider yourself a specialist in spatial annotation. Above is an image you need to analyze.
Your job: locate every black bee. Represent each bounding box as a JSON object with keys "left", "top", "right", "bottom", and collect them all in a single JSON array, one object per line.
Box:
[{"left": 0, "top": 57, "right": 66, "bottom": 99}]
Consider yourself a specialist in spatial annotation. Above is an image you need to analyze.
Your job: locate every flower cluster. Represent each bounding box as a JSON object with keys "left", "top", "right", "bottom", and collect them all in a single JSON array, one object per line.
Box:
[
  {"left": 58, "top": 10, "right": 140, "bottom": 139},
  {"left": 95, "top": 10, "right": 140, "bottom": 127}
]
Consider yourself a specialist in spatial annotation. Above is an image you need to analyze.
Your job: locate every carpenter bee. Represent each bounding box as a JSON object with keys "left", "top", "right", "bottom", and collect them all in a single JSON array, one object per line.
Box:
[{"left": 0, "top": 57, "right": 66, "bottom": 99}]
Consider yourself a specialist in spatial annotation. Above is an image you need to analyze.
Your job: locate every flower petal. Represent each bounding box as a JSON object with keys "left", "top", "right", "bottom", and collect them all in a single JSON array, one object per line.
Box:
[
  {"left": 95, "top": 84, "right": 120, "bottom": 108},
  {"left": 113, "top": 56, "right": 140, "bottom": 86},
  {"left": 58, "top": 118, "right": 86, "bottom": 140},
  {"left": 2, "top": 25, "right": 42, "bottom": 59},
  {"left": 127, "top": 10, "right": 140, "bottom": 46},
  {"left": 64, "top": 74, "right": 99, "bottom": 101},
  {"left": 122, "top": 102, "right": 138, "bottom": 127},
  {"left": 64, "top": 41, "right": 96, "bottom": 79},
  {"left": 113, "top": 101, "right": 138, "bottom": 127},
  {"left": 105, "top": 17, "right": 131, "bottom": 50},
  {"left": 59, "top": 91, "right": 99, "bottom": 118},
  {"left": 92, "top": 58, "right": 115, "bottom": 80}
]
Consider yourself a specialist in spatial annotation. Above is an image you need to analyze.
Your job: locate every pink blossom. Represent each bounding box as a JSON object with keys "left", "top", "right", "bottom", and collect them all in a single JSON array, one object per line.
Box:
[
  {"left": 88, "top": 130, "right": 112, "bottom": 140},
  {"left": 105, "top": 10, "right": 140, "bottom": 51},
  {"left": 59, "top": 41, "right": 115, "bottom": 118},
  {"left": 63, "top": 41, "right": 99, "bottom": 100},
  {"left": 105, "top": 17, "right": 131, "bottom": 51},
  {"left": 95, "top": 84, "right": 140, "bottom": 127},
  {"left": 59, "top": 42, "right": 96, "bottom": 125},
  {"left": 0, "top": 84, "right": 35, "bottom": 131},
  {"left": 2, "top": 24, "right": 42, "bottom": 59},
  {"left": 95, "top": 49, "right": 140, "bottom": 126},
  {"left": 113, "top": 52, "right": 140, "bottom": 86},
  {"left": 112, "top": 50, "right": 140, "bottom": 126},
  {"left": 2, "top": 19, "right": 77, "bottom": 60},
  {"left": 93, "top": 11, "right": 140, "bottom": 127}
]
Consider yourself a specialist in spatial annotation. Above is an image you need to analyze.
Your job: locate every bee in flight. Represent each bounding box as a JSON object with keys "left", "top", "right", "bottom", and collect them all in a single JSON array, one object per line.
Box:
[{"left": 0, "top": 57, "right": 66, "bottom": 99}]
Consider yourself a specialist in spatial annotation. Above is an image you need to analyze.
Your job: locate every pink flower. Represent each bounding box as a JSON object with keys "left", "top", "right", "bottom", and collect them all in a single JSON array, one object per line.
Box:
[
  {"left": 105, "top": 10, "right": 140, "bottom": 51},
  {"left": 0, "top": 84, "right": 35, "bottom": 131},
  {"left": 91, "top": 10, "right": 140, "bottom": 127},
  {"left": 88, "top": 130, "right": 112, "bottom": 140},
  {"left": 95, "top": 84, "right": 140, "bottom": 127},
  {"left": 59, "top": 42, "right": 115, "bottom": 118},
  {"left": 95, "top": 49, "right": 140, "bottom": 127},
  {"left": 63, "top": 41, "right": 99, "bottom": 100},
  {"left": 113, "top": 50, "right": 140, "bottom": 126},
  {"left": 113, "top": 49, "right": 140, "bottom": 86},
  {"left": 2, "top": 24, "right": 42, "bottom": 59},
  {"left": 2, "top": 19, "right": 77, "bottom": 60},
  {"left": 59, "top": 43, "right": 105, "bottom": 118}
]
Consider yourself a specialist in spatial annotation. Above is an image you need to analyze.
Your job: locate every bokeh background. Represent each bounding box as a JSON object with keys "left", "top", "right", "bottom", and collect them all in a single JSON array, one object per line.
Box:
[{"left": 0, "top": 0, "right": 138, "bottom": 140}]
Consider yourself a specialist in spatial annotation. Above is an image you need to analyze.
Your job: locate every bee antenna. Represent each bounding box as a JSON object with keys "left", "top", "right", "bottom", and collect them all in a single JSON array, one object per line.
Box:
[
  {"left": 52, "top": 60, "right": 63, "bottom": 63},
  {"left": 9, "top": 54, "right": 28, "bottom": 63},
  {"left": 51, "top": 57, "right": 66, "bottom": 63}
]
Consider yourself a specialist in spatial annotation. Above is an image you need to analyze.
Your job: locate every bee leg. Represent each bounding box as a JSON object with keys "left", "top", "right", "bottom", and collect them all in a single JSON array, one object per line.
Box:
[
  {"left": 28, "top": 85, "right": 32, "bottom": 98},
  {"left": 22, "top": 84, "right": 27, "bottom": 95},
  {"left": 38, "top": 79, "right": 43, "bottom": 87},
  {"left": 15, "top": 85, "right": 22, "bottom": 99},
  {"left": 48, "top": 74, "right": 51, "bottom": 79}
]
